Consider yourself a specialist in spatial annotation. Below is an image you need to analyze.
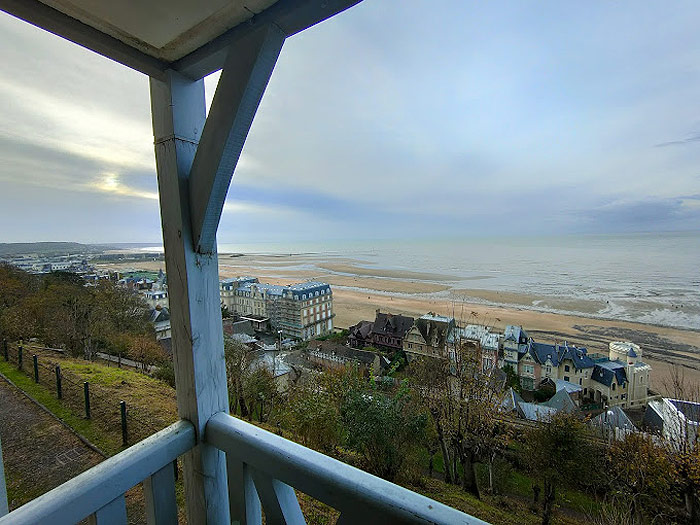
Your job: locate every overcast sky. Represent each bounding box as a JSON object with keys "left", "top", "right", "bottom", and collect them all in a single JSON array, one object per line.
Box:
[{"left": 1, "top": 1, "right": 699, "bottom": 245}]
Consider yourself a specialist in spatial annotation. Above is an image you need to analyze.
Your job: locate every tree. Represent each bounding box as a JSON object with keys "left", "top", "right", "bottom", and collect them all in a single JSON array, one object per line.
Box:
[
  {"left": 284, "top": 379, "right": 340, "bottom": 453},
  {"left": 340, "top": 380, "right": 427, "bottom": 482},
  {"left": 607, "top": 432, "right": 676, "bottom": 524},
  {"left": 524, "top": 412, "right": 594, "bottom": 525},
  {"left": 244, "top": 366, "right": 278, "bottom": 423},
  {"left": 224, "top": 337, "right": 254, "bottom": 419},
  {"left": 410, "top": 340, "right": 508, "bottom": 498}
]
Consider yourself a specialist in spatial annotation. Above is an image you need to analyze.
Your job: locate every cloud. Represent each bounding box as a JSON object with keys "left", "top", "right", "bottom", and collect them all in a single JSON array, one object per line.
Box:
[{"left": 654, "top": 133, "right": 700, "bottom": 148}]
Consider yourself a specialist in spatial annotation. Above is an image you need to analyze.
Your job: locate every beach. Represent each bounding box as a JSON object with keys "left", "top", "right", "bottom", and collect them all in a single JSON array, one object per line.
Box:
[{"left": 99, "top": 251, "right": 700, "bottom": 394}]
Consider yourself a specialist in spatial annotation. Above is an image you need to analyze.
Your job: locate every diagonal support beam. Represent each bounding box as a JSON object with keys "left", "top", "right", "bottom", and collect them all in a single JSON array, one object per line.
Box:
[{"left": 188, "top": 24, "right": 285, "bottom": 254}]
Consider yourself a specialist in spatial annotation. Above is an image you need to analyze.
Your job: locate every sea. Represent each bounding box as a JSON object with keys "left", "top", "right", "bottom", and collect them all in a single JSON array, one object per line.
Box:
[{"left": 145, "top": 231, "right": 700, "bottom": 331}]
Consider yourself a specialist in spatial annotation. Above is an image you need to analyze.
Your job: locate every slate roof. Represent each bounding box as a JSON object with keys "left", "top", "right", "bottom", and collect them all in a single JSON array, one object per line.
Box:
[
  {"left": 372, "top": 312, "right": 414, "bottom": 338},
  {"left": 591, "top": 406, "right": 637, "bottom": 432},
  {"left": 554, "top": 379, "right": 583, "bottom": 394},
  {"left": 413, "top": 315, "right": 454, "bottom": 348},
  {"left": 670, "top": 399, "right": 700, "bottom": 423},
  {"left": 501, "top": 387, "right": 525, "bottom": 412},
  {"left": 348, "top": 320, "right": 374, "bottom": 341},
  {"left": 592, "top": 361, "right": 627, "bottom": 387},
  {"left": 312, "top": 341, "right": 378, "bottom": 366},
  {"left": 504, "top": 325, "right": 529, "bottom": 344},
  {"left": 542, "top": 390, "right": 577, "bottom": 413},
  {"left": 523, "top": 341, "right": 594, "bottom": 369},
  {"left": 236, "top": 281, "right": 332, "bottom": 300},
  {"left": 518, "top": 402, "right": 558, "bottom": 422}
]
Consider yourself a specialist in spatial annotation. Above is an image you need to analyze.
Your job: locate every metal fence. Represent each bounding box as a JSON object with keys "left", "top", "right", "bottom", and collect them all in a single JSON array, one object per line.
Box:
[{"left": 1, "top": 339, "right": 168, "bottom": 448}]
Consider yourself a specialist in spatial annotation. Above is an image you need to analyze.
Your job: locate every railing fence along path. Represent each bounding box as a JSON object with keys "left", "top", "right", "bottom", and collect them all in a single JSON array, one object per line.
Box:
[{"left": 1, "top": 340, "right": 169, "bottom": 446}]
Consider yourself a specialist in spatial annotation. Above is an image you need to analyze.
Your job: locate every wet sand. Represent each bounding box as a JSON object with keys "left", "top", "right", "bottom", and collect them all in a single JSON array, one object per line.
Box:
[{"left": 98, "top": 255, "right": 700, "bottom": 393}]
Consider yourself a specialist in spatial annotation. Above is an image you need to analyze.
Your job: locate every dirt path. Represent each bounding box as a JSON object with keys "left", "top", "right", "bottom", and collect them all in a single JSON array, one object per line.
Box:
[
  {"left": 0, "top": 375, "right": 148, "bottom": 523},
  {"left": 0, "top": 375, "right": 104, "bottom": 511}
]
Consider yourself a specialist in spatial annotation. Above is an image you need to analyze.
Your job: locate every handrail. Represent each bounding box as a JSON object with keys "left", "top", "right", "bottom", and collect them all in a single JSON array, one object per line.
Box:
[
  {"left": 0, "top": 419, "right": 195, "bottom": 525},
  {"left": 206, "top": 412, "right": 488, "bottom": 525}
]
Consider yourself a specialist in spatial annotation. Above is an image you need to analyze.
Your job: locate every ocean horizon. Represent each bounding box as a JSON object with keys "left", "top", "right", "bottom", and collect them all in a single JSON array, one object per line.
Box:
[{"left": 140, "top": 231, "right": 699, "bottom": 331}]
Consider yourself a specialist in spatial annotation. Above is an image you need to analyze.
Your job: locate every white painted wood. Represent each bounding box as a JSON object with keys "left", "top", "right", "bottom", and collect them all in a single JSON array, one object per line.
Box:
[
  {"left": 89, "top": 495, "right": 127, "bottom": 525},
  {"left": 249, "top": 468, "right": 305, "bottom": 525},
  {"left": 172, "top": 0, "right": 364, "bottom": 79},
  {"left": 206, "top": 413, "right": 487, "bottom": 525},
  {"left": 0, "top": 435, "right": 8, "bottom": 517},
  {"left": 144, "top": 464, "right": 177, "bottom": 525},
  {"left": 226, "top": 458, "right": 262, "bottom": 525},
  {"left": 0, "top": 0, "right": 167, "bottom": 79},
  {"left": 0, "top": 420, "right": 194, "bottom": 525},
  {"left": 150, "top": 69, "right": 230, "bottom": 525},
  {"left": 189, "top": 24, "right": 285, "bottom": 254}
]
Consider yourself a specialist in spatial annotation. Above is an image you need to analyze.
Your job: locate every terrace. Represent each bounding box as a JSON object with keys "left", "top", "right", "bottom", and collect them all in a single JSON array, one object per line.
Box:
[{"left": 0, "top": 1, "right": 484, "bottom": 523}]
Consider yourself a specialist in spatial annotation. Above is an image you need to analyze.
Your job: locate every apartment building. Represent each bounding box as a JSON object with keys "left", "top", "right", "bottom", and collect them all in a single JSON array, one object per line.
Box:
[{"left": 227, "top": 278, "right": 334, "bottom": 340}]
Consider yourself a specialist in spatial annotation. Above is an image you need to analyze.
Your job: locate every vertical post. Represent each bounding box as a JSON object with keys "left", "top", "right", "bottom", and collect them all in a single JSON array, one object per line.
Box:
[
  {"left": 17, "top": 344, "right": 22, "bottom": 370},
  {"left": 2, "top": 339, "right": 7, "bottom": 362},
  {"left": 149, "top": 25, "right": 284, "bottom": 523},
  {"left": 33, "top": 355, "right": 38, "bottom": 383},
  {"left": 84, "top": 381, "right": 91, "bottom": 419},
  {"left": 55, "top": 365, "right": 62, "bottom": 399},
  {"left": 149, "top": 71, "right": 228, "bottom": 524},
  {"left": 120, "top": 400, "right": 128, "bottom": 446}
]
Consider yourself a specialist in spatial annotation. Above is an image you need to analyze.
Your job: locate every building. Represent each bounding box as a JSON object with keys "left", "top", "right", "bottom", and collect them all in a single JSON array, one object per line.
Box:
[
  {"left": 458, "top": 324, "right": 502, "bottom": 371},
  {"left": 403, "top": 313, "right": 456, "bottom": 359},
  {"left": 506, "top": 336, "right": 652, "bottom": 408},
  {"left": 348, "top": 319, "right": 374, "bottom": 349},
  {"left": 503, "top": 325, "right": 530, "bottom": 369},
  {"left": 589, "top": 342, "right": 651, "bottom": 408},
  {"left": 348, "top": 310, "right": 414, "bottom": 352},
  {"left": 307, "top": 341, "right": 389, "bottom": 376},
  {"left": 231, "top": 279, "right": 334, "bottom": 340},
  {"left": 644, "top": 398, "right": 700, "bottom": 449},
  {"left": 219, "top": 276, "right": 260, "bottom": 312},
  {"left": 143, "top": 290, "right": 169, "bottom": 309}
]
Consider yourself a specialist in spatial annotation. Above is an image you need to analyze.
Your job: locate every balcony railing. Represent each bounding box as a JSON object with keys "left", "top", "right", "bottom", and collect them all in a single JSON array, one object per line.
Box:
[
  {"left": 0, "top": 420, "right": 194, "bottom": 524},
  {"left": 0, "top": 413, "right": 486, "bottom": 524}
]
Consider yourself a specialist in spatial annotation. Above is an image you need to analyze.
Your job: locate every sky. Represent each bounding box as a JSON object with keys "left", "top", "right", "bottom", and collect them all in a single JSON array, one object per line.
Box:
[{"left": 0, "top": 1, "right": 699, "bottom": 245}]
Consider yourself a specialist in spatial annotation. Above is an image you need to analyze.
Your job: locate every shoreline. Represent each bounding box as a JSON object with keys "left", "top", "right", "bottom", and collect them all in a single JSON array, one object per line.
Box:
[{"left": 97, "top": 257, "right": 700, "bottom": 392}]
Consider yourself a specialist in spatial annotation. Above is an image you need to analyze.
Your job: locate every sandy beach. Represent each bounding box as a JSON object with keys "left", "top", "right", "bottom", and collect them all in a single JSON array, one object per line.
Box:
[{"left": 99, "top": 254, "right": 700, "bottom": 393}]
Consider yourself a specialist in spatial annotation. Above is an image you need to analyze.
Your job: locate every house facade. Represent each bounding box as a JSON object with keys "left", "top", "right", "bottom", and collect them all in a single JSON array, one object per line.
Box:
[
  {"left": 231, "top": 279, "right": 334, "bottom": 340},
  {"left": 403, "top": 313, "right": 456, "bottom": 359},
  {"left": 348, "top": 310, "right": 414, "bottom": 352}
]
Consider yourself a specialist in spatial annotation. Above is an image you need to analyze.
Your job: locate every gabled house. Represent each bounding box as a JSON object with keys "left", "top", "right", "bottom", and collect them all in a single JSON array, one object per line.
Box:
[
  {"left": 403, "top": 313, "right": 456, "bottom": 359},
  {"left": 348, "top": 319, "right": 374, "bottom": 348},
  {"left": 371, "top": 311, "right": 414, "bottom": 352}
]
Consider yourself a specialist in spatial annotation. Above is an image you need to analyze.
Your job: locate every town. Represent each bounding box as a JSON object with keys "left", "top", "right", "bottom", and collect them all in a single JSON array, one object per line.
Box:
[{"left": 1, "top": 261, "right": 699, "bottom": 524}]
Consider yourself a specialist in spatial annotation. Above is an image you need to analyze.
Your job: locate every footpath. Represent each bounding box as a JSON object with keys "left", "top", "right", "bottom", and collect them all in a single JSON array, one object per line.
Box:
[{"left": 0, "top": 375, "right": 103, "bottom": 511}]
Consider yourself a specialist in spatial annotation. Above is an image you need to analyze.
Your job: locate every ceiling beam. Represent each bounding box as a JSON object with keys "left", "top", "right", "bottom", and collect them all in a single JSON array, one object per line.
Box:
[
  {"left": 172, "top": 0, "right": 362, "bottom": 80},
  {"left": 188, "top": 24, "right": 285, "bottom": 254},
  {"left": 0, "top": 0, "right": 168, "bottom": 80}
]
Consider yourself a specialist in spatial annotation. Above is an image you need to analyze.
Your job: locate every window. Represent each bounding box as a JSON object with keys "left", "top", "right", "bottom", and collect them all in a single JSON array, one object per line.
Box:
[
  {"left": 564, "top": 375, "right": 570, "bottom": 381},
  {"left": 612, "top": 383, "right": 616, "bottom": 391},
  {"left": 564, "top": 365, "right": 570, "bottom": 372}
]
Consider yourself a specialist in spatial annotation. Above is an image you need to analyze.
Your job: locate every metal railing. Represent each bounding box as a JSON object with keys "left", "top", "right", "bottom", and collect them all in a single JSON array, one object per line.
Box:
[
  {"left": 0, "top": 420, "right": 194, "bottom": 525},
  {"left": 207, "top": 412, "right": 487, "bottom": 525}
]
